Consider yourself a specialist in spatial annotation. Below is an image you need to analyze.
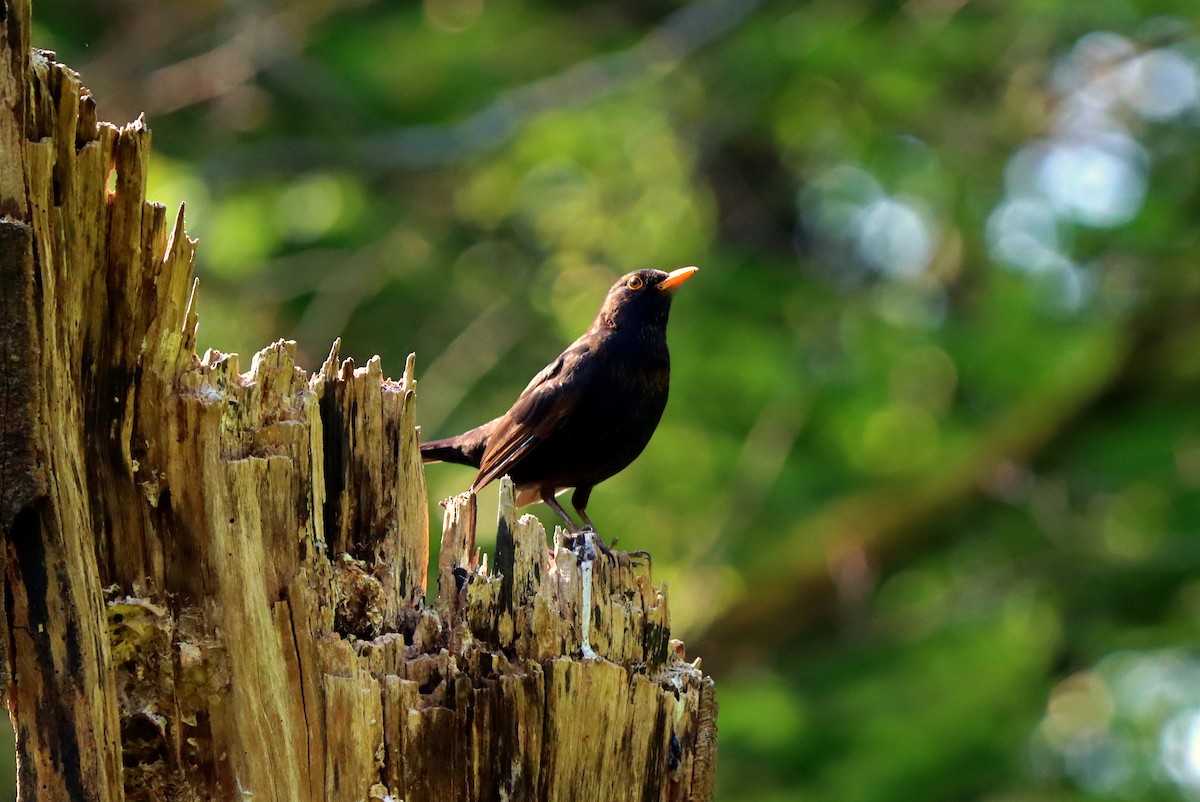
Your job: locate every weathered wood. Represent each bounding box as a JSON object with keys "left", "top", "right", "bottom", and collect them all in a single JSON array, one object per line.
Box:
[{"left": 0, "top": 4, "right": 717, "bottom": 801}]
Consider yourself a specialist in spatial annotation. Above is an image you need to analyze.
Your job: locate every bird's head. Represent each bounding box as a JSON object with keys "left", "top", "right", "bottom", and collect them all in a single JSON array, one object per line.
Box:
[{"left": 594, "top": 266, "right": 699, "bottom": 332}]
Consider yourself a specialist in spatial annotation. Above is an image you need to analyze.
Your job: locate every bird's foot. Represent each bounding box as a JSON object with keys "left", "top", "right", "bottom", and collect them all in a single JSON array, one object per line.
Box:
[
  {"left": 566, "top": 527, "right": 620, "bottom": 561},
  {"left": 623, "top": 549, "right": 652, "bottom": 572},
  {"left": 591, "top": 532, "right": 616, "bottom": 557},
  {"left": 564, "top": 528, "right": 648, "bottom": 570},
  {"left": 591, "top": 535, "right": 650, "bottom": 573}
]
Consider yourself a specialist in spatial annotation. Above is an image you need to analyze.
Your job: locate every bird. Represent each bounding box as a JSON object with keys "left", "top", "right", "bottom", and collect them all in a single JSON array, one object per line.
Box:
[{"left": 421, "top": 266, "right": 698, "bottom": 546}]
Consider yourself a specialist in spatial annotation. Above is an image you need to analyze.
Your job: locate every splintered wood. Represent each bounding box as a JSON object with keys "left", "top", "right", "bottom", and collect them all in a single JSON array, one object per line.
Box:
[{"left": 0, "top": 16, "right": 716, "bottom": 802}]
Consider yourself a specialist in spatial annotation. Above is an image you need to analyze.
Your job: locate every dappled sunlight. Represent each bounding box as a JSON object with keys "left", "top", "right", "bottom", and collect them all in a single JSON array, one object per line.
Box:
[
  {"left": 274, "top": 172, "right": 365, "bottom": 243},
  {"left": 988, "top": 27, "right": 1200, "bottom": 313},
  {"left": 1163, "top": 708, "right": 1200, "bottom": 792},
  {"left": 856, "top": 197, "right": 937, "bottom": 278},
  {"left": 1033, "top": 651, "right": 1200, "bottom": 799},
  {"left": 802, "top": 161, "right": 945, "bottom": 286}
]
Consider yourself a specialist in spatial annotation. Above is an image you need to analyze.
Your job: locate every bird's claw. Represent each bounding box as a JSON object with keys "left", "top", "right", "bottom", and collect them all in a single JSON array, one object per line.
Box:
[
  {"left": 565, "top": 528, "right": 649, "bottom": 570},
  {"left": 566, "top": 528, "right": 619, "bottom": 560},
  {"left": 625, "top": 549, "right": 652, "bottom": 570}
]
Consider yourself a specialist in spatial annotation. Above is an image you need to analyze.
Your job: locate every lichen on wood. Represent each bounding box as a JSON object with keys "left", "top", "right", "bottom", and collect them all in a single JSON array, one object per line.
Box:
[{"left": 0, "top": 6, "right": 717, "bottom": 800}]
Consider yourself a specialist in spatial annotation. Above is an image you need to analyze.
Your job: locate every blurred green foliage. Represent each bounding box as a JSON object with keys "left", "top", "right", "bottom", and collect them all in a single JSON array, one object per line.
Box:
[{"left": 27, "top": 0, "right": 1200, "bottom": 799}]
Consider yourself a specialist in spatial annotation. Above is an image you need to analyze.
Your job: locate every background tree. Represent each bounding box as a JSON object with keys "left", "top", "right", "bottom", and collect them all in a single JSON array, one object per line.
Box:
[{"left": 22, "top": 0, "right": 1200, "bottom": 799}]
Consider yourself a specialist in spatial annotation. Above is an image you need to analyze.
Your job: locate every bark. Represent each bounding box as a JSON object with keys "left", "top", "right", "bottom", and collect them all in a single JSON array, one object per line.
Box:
[{"left": 0, "top": 4, "right": 717, "bottom": 800}]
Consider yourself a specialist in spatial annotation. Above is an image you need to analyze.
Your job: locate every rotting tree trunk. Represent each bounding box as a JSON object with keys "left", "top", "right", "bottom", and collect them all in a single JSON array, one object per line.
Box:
[{"left": 0, "top": 3, "right": 717, "bottom": 800}]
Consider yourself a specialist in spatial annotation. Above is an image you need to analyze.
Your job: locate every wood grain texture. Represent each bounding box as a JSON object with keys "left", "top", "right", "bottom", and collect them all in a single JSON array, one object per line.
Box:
[{"left": 0, "top": 7, "right": 717, "bottom": 800}]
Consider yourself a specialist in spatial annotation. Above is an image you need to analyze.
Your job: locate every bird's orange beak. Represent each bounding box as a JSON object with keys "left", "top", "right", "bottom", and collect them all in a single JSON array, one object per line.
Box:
[{"left": 659, "top": 266, "right": 699, "bottom": 292}]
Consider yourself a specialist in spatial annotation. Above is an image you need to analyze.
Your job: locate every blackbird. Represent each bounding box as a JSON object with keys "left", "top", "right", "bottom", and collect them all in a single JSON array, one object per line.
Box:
[{"left": 421, "top": 266, "right": 698, "bottom": 540}]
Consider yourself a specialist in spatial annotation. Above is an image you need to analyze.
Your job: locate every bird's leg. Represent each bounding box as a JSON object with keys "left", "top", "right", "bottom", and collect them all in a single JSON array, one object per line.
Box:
[
  {"left": 541, "top": 490, "right": 604, "bottom": 556},
  {"left": 571, "top": 489, "right": 651, "bottom": 566},
  {"left": 571, "top": 486, "right": 617, "bottom": 555},
  {"left": 571, "top": 486, "right": 595, "bottom": 532},
  {"left": 541, "top": 488, "right": 581, "bottom": 533}
]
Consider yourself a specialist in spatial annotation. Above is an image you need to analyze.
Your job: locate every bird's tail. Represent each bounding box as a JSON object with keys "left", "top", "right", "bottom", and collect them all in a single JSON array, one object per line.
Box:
[
  {"left": 419, "top": 418, "right": 499, "bottom": 468},
  {"left": 420, "top": 439, "right": 480, "bottom": 466}
]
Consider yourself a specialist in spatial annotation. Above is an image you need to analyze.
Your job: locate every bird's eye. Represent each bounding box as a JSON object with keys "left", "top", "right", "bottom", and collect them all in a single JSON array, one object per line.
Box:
[{"left": 626, "top": 275, "right": 645, "bottom": 290}]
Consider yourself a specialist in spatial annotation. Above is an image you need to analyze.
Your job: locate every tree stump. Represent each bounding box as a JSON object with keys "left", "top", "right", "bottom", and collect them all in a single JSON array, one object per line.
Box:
[{"left": 0, "top": 2, "right": 717, "bottom": 799}]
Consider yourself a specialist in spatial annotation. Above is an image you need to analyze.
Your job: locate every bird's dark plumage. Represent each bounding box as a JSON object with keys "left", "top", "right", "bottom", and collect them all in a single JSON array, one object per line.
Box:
[{"left": 421, "top": 266, "right": 698, "bottom": 535}]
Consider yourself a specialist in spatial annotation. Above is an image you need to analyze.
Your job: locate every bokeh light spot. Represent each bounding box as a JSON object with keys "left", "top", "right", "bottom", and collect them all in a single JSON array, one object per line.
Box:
[
  {"left": 858, "top": 404, "right": 940, "bottom": 475},
  {"left": 856, "top": 198, "right": 935, "bottom": 278},
  {"left": 1042, "top": 671, "right": 1115, "bottom": 748},
  {"left": 275, "top": 173, "right": 354, "bottom": 243},
  {"left": 986, "top": 196, "right": 1062, "bottom": 274},
  {"left": 1036, "top": 142, "right": 1146, "bottom": 228},
  {"left": 206, "top": 194, "right": 274, "bottom": 277},
  {"left": 1125, "top": 49, "right": 1199, "bottom": 120},
  {"left": 1161, "top": 708, "right": 1200, "bottom": 790}
]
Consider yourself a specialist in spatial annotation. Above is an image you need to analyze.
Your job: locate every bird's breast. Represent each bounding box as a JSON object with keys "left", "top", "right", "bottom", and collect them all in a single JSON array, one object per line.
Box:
[
  {"left": 572, "top": 358, "right": 669, "bottom": 451},
  {"left": 504, "top": 331, "right": 672, "bottom": 490}
]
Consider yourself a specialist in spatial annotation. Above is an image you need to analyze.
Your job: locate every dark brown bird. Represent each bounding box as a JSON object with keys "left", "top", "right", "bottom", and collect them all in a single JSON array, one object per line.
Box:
[{"left": 421, "top": 266, "right": 698, "bottom": 539}]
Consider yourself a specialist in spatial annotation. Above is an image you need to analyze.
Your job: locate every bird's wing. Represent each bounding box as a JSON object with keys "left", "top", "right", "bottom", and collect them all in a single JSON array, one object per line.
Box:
[{"left": 471, "top": 342, "right": 594, "bottom": 492}]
